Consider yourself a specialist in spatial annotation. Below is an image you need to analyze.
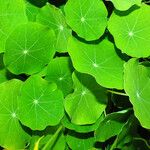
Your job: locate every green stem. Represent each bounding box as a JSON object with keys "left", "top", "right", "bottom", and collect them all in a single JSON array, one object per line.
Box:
[
  {"left": 107, "top": 90, "right": 128, "bottom": 96},
  {"left": 110, "top": 137, "right": 118, "bottom": 150},
  {"left": 42, "top": 125, "right": 63, "bottom": 150},
  {"left": 134, "top": 137, "right": 150, "bottom": 149}
]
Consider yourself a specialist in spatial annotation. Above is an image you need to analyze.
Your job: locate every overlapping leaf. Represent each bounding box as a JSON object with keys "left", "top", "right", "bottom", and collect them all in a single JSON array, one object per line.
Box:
[
  {"left": 108, "top": 4, "right": 150, "bottom": 58},
  {"left": 66, "top": 131, "right": 95, "bottom": 150},
  {"left": 68, "top": 37, "right": 124, "bottom": 89},
  {"left": 110, "top": 0, "right": 142, "bottom": 11},
  {"left": 64, "top": 0, "right": 107, "bottom": 40},
  {"left": 0, "top": 80, "right": 30, "bottom": 150},
  {"left": 65, "top": 71, "right": 107, "bottom": 125},
  {"left": 4, "top": 22, "right": 55, "bottom": 75},
  {"left": 0, "top": 0, "right": 27, "bottom": 52},
  {"left": 37, "top": 3, "right": 72, "bottom": 52},
  {"left": 45, "top": 57, "right": 74, "bottom": 97},
  {"left": 26, "top": 1, "right": 40, "bottom": 21},
  {"left": 95, "top": 109, "right": 131, "bottom": 142},
  {"left": 62, "top": 114, "right": 104, "bottom": 133},
  {"left": 124, "top": 58, "right": 150, "bottom": 129},
  {"left": 18, "top": 75, "right": 64, "bottom": 130}
]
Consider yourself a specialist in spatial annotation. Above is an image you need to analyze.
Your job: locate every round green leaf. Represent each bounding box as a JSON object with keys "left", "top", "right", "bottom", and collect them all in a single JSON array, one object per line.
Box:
[
  {"left": 18, "top": 75, "right": 64, "bottom": 130},
  {"left": 66, "top": 131, "right": 95, "bottom": 150},
  {"left": 68, "top": 37, "right": 124, "bottom": 89},
  {"left": 108, "top": 4, "right": 150, "bottom": 58},
  {"left": 124, "top": 58, "right": 150, "bottom": 129},
  {"left": 65, "top": 71, "right": 107, "bottom": 125},
  {"left": 0, "top": 80, "right": 30, "bottom": 150},
  {"left": 45, "top": 57, "right": 74, "bottom": 97},
  {"left": 4, "top": 22, "right": 56, "bottom": 75},
  {"left": 111, "top": 0, "right": 142, "bottom": 11},
  {"left": 64, "top": 0, "right": 107, "bottom": 41},
  {"left": 0, "top": 0, "right": 27, "bottom": 52},
  {"left": 37, "top": 3, "right": 72, "bottom": 52}
]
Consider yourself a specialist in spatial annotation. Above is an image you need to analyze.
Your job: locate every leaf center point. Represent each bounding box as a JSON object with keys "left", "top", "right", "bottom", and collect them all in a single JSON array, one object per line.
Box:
[
  {"left": 128, "top": 31, "right": 134, "bottom": 37},
  {"left": 33, "top": 99, "right": 39, "bottom": 105},
  {"left": 11, "top": 112, "right": 17, "bottom": 118},
  {"left": 93, "top": 63, "right": 98, "bottom": 68},
  {"left": 81, "top": 17, "right": 85, "bottom": 23},
  {"left": 59, "top": 25, "right": 64, "bottom": 31},
  {"left": 23, "top": 50, "right": 28, "bottom": 54}
]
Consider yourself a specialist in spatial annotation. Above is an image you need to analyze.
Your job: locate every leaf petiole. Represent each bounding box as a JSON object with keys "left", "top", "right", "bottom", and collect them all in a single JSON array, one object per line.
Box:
[{"left": 107, "top": 90, "right": 128, "bottom": 96}]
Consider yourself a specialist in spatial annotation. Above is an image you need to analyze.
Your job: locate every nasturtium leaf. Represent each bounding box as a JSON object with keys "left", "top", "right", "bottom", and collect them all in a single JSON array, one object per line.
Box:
[
  {"left": 64, "top": 0, "right": 107, "bottom": 41},
  {"left": 66, "top": 131, "right": 95, "bottom": 150},
  {"left": 124, "top": 58, "right": 150, "bottom": 129},
  {"left": 114, "top": 115, "right": 139, "bottom": 149},
  {"left": 0, "top": 0, "right": 27, "bottom": 52},
  {"left": 26, "top": 1, "right": 40, "bottom": 21},
  {"left": 36, "top": 66, "right": 48, "bottom": 77},
  {"left": 37, "top": 3, "right": 72, "bottom": 52},
  {"left": 65, "top": 71, "right": 107, "bottom": 125},
  {"left": 110, "top": 0, "right": 142, "bottom": 11},
  {"left": 62, "top": 113, "right": 104, "bottom": 133},
  {"left": 4, "top": 22, "right": 56, "bottom": 75},
  {"left": 68, "top": 37, "right": 124, "bottom": 89},
  {"left": 95, "top": 109, "right": 131, "bottom": 142},
  {"left": 0, "top": 69, "right": 7, "bottom": 84},
  {"left": 0, "top": 80, "right": 30, "bottom": 150},
  {"left": 0, "top": 54, "right": 7, "bottom": 83},
  {"left": 108, "top": 4, "right": 150, "bottom": 58},
  {"left": 121, "top": 138, "right": 150, "bottom": 150},
  {"left": 45, "top": 57, "right": 74, "bottom": 97},
  {"left": 18, "top": 75, "right": 64, "bottom": 130}
]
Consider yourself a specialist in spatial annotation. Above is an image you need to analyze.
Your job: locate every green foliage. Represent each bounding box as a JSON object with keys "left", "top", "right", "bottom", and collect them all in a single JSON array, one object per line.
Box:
[
  {"left": 4, "top": 22, "right": 55, "bottom": 75},
  {"left": 124, "top": 58, "right": 150, "bottom": 129},
  {"left": 37, "top": 3, "right": 72, "bottom": 52},
  {"left": 0, "top": 0, "right": 150, "bottom": 149},
  {"left": 18, "top": 75, "right": 64, "bottom": 130},
  {"left": 108, "top": 4, "right": 150, "bottom": 57},
  {"left": 65, "top": 71, "right": 107, "bottom": 125},
  {"left": 68, "top": 37, "right": 124, "bottom": 89},
  {"left": 0, "top": 80, "right": 30, "bottom": 149},
  {"left": 110, "top": 0, "right": 142, "bottom": 11},
  {"left": 64, "top": 0, "right": 108, "bottom": 40},
  {"left": 45, "top": 57, "right": 74, "bottom": 96},
  {"left": 0, "top": 0, "right": 27, "bottom": 52}
]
